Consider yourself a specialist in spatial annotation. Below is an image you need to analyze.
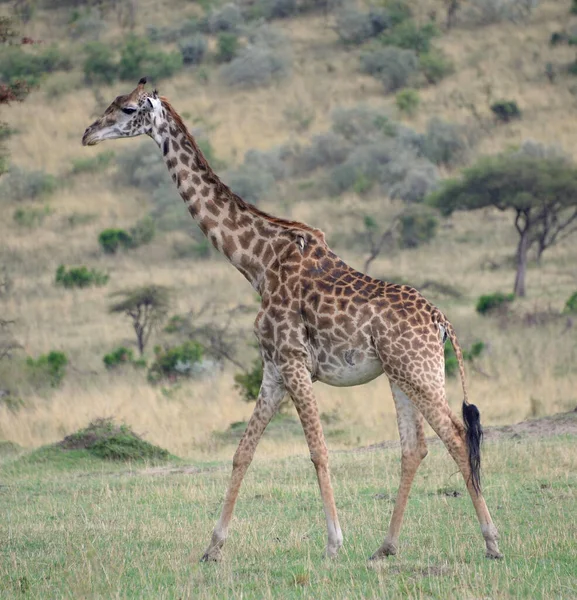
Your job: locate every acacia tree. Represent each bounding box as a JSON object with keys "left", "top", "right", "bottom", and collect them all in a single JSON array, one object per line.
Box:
[
  {"left": 109, "top": 286, "right": 171, "bottom": 355},
  {"left": 429, "top": 154, "right": 577, "bottom": 297}
]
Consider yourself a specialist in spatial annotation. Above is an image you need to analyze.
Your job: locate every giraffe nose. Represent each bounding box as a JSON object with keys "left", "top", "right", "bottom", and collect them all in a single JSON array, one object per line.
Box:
[{"left": 82, "top": 125, "right": 96, "bottom": 146}]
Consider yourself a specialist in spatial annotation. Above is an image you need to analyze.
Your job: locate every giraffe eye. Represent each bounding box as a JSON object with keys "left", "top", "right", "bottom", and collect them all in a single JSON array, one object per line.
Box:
[{"left": 122, "top": 107, "right": 137, "bottom": 115}]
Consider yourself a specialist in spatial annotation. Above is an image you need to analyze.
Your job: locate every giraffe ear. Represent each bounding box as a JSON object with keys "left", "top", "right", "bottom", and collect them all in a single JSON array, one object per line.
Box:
[{"left": 295, "top": 234, "right": 306, "bottom": 253}]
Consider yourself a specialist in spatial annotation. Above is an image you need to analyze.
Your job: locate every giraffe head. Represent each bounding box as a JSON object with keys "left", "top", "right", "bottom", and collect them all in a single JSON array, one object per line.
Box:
[{"left": 82, "top": 77, "right": 161, "bottom": 146}]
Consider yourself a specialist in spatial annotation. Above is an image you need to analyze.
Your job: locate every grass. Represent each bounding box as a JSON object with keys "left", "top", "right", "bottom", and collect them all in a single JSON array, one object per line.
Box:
[{"left": 0, "top": 435, "right": 576, "bottom": 598}]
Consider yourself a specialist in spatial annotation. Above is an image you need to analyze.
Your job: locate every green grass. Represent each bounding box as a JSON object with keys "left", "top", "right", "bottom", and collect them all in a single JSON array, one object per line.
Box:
[{"left": 1, "top": 436, "right": 576, "bottom": 598}]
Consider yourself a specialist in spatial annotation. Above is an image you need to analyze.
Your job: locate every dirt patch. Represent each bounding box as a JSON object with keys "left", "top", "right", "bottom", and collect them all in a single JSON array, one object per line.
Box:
[{"left": 357, "top": 408, "right": 577, "bottom": 454}]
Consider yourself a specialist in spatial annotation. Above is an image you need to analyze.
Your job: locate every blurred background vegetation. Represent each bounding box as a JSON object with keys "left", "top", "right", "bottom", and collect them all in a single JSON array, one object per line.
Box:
[{"left": 0, "top": 0, "right": 576, "bottom": 460}]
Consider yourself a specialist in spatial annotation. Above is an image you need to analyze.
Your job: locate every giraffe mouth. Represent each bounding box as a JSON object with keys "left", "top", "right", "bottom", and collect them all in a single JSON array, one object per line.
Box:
[{"left": 81, "top": 127, "right": 101, "bottom": 147}]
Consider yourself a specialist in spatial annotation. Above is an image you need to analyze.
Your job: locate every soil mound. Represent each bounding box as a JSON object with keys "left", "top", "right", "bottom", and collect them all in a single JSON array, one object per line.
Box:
[{"left": 58, "top": 417, "right": 170, "bottom": 461}]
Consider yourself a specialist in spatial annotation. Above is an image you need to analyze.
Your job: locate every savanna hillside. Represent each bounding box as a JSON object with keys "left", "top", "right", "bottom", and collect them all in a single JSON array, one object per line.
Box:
[{"left": 1, "top": 0, "right": 576, "bottom": 460}]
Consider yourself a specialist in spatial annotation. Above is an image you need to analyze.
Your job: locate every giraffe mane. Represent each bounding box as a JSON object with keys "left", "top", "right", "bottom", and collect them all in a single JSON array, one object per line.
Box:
[{"left": 159, "top": 97, "right": 327, "bottom": 244}]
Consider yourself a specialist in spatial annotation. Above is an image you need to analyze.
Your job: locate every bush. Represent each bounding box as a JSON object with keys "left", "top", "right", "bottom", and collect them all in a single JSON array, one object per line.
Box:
[
  {"left": 179, "top": 35, "right": 207, "bottom": 66},
  {"left": 99, "top": 218, "right": 155, "bottom": 253},
  {"left": 476, "top": 292, "right": 515, "bottom": 315},
  {"left": 0, "top": 44, "right": 72, "bottom": 85},
  {"left": 223, "top": 165, "right": 275, "bottom": 203},
  {"left": 395, "top": 88, "right": 420, "bottom": 116},
  {"left": 564, "top": 291, "right": 577, "bottom": 314},
  {"left": 234, "top": 359, "right": 263, "bottom": 402},
  {"left": 258, "top": 0, "right": 298, "bottom": 19},
  {"left": 98, "top": 228, "right": 133, "bottom": 254},
  {"left": 71, "top": 149, "right": 115, "bottom": 174},
  {"left": 490, "top": 100, "right": 521, "bottom": 122},
  {"left": 243, "top": 146, "right": 291, "bottom": 181},
  {"left": 334, "top": 7, "right": 392, "bottom": 45},
  {"left": 206, "top": 3, "right": 243, "bottom": 33},
  {"left": 386, "top": 156, "right": 439, "bottom": 203},
  {"left": 216, "top": 33, "right": 239, "bottom": 63},
  {"left": 220, "top": 26, "right": 291, "bottom": 88},
  {"left": 422, "top": 118, "right": 471, "bottom": 167},
  {"left": 398, "top": 206, "right": 438, "bottom": 248},
  {"left": 293, "top": 132, "right": 351, "bottom": 174},
  {"left": 381, "top": 21, "right": 439, "bottom": 54},
  {"left": 331, "top": 105, "right": 396, "bottom": 143},
  {"left": 0, "top": 166, "right": 57, "bottom": 201},
  {"left": 118, "top": 35, "right": 183, "bottom": 82},
  {"left": 419, "top": 49, "right": 454, "bottom": 84},
  {"left": 148, "top": 341, "right": 204, "bottom": 383},
  {"left": 83, "top": 41, "right": 118, "bottom": 85},
  {"left": 465, "top": 0, "right": 539, "bottom": 25},
  {"left": 129, "top": 216, "right": 156, "bottom": 247},
  {"left": 360, "top": 46, "right": 419, "bottom": 93},
  {"left": 26, "top": 350, "right": 68, "bottom": 387},
  {"left": 55, "top": 265, "right": 109, "bottom": 289},
  {"left": 172, "top": 237, "right": 212, "bottom": 259},
  {"left": 103, "top": 346, "right": 145, "bottom": 370}
]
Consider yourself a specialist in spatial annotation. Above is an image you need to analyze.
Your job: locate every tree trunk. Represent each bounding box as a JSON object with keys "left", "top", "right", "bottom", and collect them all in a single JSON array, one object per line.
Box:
[{"left": 514, "top": 227, "right": 530, "bottom": 297}]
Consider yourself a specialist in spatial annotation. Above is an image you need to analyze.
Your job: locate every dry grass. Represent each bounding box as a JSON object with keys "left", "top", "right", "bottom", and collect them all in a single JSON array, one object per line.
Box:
[{"left": 1, "top": 0, "right": 576, "bottom": 459}]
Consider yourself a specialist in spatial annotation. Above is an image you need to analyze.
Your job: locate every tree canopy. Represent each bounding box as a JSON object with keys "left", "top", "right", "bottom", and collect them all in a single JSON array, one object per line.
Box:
[{"left": 428, "top": 153, "right": 577, "bottom": 296}]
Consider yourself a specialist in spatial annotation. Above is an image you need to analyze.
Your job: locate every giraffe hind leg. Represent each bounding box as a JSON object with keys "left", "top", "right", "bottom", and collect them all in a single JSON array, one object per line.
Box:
[
  {"left": 370, "top": 382, "right": 428, "bottom": 560},
  {"left": 402, "top": 381, "right": 503, "bottom": 559}
]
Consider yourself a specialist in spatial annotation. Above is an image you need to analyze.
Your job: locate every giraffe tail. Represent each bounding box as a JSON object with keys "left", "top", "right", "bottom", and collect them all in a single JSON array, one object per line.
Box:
[{"left": 444, "top": 319, "right": 483, "bottom": 495}]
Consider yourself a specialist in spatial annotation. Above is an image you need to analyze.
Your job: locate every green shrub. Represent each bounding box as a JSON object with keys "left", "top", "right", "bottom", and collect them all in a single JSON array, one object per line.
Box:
[
  {"left": 118, "top": 35, "right": 183, "bottom": 82},
  {"left": 71, "top": 149, "right": 115, "bottom": 174},
  {"left": 444, "top": 340, "right": 485, "bottom": 378},
  {"left": 234, "top": 359, "right": 263, "bottom": 402},
  {"left": 490, "top": 100, "right": 521, "bottom": 123},
  {"left": 98, "top": 229, "right": 133, "bottom": 254},
  {"left": 256, "top": 0, "right": 298, "bottom": 19},
  {"left": 216, "top": 32, "right": 239, "bottom": 63},
  {"left": 476, "top": 292, "right": 515, "bottom": 315},
  {"left": 0, "top": 166, "right": 56, "bottom": 201},
  {"left": 419, "top": 49, "right": 454, "bottom": 84},
  {"left": 13, "top": 205, "right": 51, "bottom": 228},
  {"left": 0, "top": 44, "right": 71, "bottom": 85},
  {"left": 398, "top": 206, "right": 438, "bottom": 248},
  {"left": 148, "top": 341, "right": 204, "bottom": 383},
  {"left": 395, "top": 88, "right": 419, "bottom": 116},
  {"left": 573, "top": 0, "right": 577, "bottom": 14},
  {"left": 55, "top": 265, "right": 109, "bottom": 289},
  {"left": 564, "top": 291, "right": 577, "bottom": 314},
  {"left": 381, "top": 21, "right": 439, "bottom": 54},
  {"left": 26, "top": 350, "right": 68, "bottom": 387},
  {"left": 103, "top": 346, "right": 145, "bottom": 370},
  {"left": 83, "top": 42, "right": 118, "bottom": 85}
]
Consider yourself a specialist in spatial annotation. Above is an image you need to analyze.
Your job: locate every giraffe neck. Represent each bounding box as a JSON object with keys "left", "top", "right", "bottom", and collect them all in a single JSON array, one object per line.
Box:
[{"left": 149, "top": 101, "right": 275, "bottom": 291}]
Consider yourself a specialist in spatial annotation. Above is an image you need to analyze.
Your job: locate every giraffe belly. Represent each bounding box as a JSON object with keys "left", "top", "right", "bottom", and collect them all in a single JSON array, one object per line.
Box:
[{"left": 315, "top": 353, "right": 384, "bottom": 387}]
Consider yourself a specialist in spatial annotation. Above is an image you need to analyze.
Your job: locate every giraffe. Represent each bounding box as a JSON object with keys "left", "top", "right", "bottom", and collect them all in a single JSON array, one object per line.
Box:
[{"left": 82, "top": 79, "right": 502, "bottom": 563}]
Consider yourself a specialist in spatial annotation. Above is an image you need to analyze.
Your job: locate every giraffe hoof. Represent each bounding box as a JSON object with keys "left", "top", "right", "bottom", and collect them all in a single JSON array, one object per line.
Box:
[
  {"left": 200, "top": 549, "right": 223, "bottom": 563},
  {"left": 485, "top": 549, "right": 504, "bottom": 560},
  {"left": 369, "top": 542, "right": 397, "bottom": 560}
]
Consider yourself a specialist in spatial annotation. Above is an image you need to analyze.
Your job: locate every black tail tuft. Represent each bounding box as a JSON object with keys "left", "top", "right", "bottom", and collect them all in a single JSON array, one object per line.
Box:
[{"left": 462, "top": 402, "right": 483, "bottom": 494}]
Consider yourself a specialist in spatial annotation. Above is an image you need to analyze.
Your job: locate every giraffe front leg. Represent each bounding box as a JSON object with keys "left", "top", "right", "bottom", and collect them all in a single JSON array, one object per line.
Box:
[
  {"left": 283, "top": 364, "right": 343, "bottom": 559},
  {"left": 201, "top": 362, "right": 286, "bottom": 562}
]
